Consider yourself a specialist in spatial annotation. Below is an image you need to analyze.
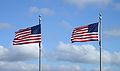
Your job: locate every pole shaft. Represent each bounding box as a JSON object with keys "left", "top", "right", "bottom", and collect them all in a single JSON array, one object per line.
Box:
[
  {"left": 39, "top": 16, "right": 41, "bottom": 71},
  {"left": 39, "top": 44, "right": 41, "bottom": 71},
  {"left": 99, "top": 14, "right": 102, "bottom": 71},
  {"left": 100, "top": 46, "right": 101, "bottom": 71}
]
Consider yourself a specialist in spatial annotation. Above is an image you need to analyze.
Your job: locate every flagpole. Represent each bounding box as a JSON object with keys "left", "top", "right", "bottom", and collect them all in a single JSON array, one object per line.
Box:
[
  {"left": 99, "top": 13, "right": 102, "bottom": 71},
  {"left": 39, "top": 15, "right": 42, "bottom": 71}
]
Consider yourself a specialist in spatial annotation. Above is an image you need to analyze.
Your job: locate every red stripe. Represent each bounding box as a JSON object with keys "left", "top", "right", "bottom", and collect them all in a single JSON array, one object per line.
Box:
[
  {"left": 71, "top": 38, "right": 98, "bottom": 41},
  {"left": 13, "top": 39, "right": 41, "bottom": 45},
  {"left": 14, "top": 37, "right": 41, "bottom": 41},
  {"left": 15, "top": 28, "right": 30, "bottom": 34},
  {"left": 71, "top": 36, "right": 98, "bottom": 39},
  {"left": 71, "top": 39, "right": 98, "bottom": 42},
  {"left": 73, "top": 28, "right": 88, "bottom": 32},
  {"left": 13, "top": 41, "right": 40, "bottom": 45},
  {"left": 72, "top": 31, "right": 88, "bottom": 35},
  {"left": 72, "top": 34, "right": 98, "bottom": 37},
  {"left": 71, "top": 39, "right": 90, "bottom": 42},
  {"left": 71, "top": 38, "right": 98, "bottom": 40},
  {"left": 72, "top": 33, "right": 98, "bottom": 37},
  {"left": 15, "top": 33, "right": 31, "bottom": 38},
  {"left": 75, "top": 25, "right": 88, "bottom": 29},
  {"left": 16, "top": 30, "right": 31, "bottom": 36},
  {"left": 15, "top": 34, "right": 41, "bottom": 40},
  {"left": 13, "top": 38, "right": 41, "bottom": 42},
  {"left": 15, "top": 33, "right": 41, "bottom": 39}
]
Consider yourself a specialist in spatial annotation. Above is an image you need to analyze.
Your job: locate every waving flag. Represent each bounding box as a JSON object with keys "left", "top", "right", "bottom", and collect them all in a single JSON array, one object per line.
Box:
[
  {"left": 71, "top": 23, "right": 98, "bottom": 43},
  {"left": 13, "top": 24, "right": 41, "bottom": 45}
]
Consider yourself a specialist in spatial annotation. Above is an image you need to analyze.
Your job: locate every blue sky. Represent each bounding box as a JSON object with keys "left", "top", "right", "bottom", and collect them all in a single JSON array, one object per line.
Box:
[{"left": 0, "top": 0, "right": 120, "bottom": 71}]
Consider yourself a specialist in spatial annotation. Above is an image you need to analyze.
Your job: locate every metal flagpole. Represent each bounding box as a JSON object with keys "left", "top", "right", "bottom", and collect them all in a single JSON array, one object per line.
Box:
[
  {"left": 39, "top": 15, "right": 42, "bottom": 71},
  {"left": 99, "top": 13, "right": 102, "bottom": 71}
]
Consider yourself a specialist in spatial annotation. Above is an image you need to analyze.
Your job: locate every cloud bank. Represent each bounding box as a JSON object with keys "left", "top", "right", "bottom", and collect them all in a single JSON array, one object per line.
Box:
[
  {"left": 42, "top": 64, "right": 82, "bottom": 71},
  {"left": 0, "top": 42, "right": 120, "bottom": 71},
  {"left": 0, "top": 61, "right": 38, "bottom": 71},
  {"left": 47, "top": 42, "right": 120, "bottom": 65},
  {"left": 0, "top": 44, "right": 39, "bottom": 61},
  {"left": 0, "top": 44, "right": 39, "bottom": 71}
]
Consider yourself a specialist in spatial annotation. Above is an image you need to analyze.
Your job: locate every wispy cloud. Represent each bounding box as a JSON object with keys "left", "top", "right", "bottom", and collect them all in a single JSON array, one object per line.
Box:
[
  {"left": 112, "top": 3, "right": 120, "bottom": 9},
  {"left": 0, "top": 23, "right": 13, "bottom": 29},
  {"left": 29, "top": 7, "right": 55, "bottom": 16},
  {"left": 64, "top": 0, "right": 111, "bottom": 8},
  {"left": 104, "top": 29, "right": 120, "bottom": 37},
  {"left": 59, "top": 20, "right": 72, "bottom": 30}
]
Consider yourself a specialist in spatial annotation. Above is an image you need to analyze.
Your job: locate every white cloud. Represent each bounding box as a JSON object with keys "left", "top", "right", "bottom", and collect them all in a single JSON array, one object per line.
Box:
[
  {"left": 0, "top": 23, "right": 13, "bottom": 29},
  {"left": 42, "top": 64, "right": 82, "bottom": 71},
  {"left": 1, "top": 43, "right": 120, "bottom": 71},
  {"left": 0, "top": 44, "right": 46, "bottom": 71},
  {"left": 42, "top": 64, "right": 119, "bottom": 71},
  {"left": 0, "top": 61, "right": 116, "bottom": 71},
  {"left": 104, "top": 29, "right": 120, "bottom": 37},
  {"left": 0, "top": 44, "right": 39, "bottom": 61},
  {"left": 29, "top": 7, "right": 55, "bottom": 16},
  {"left": 91, "top": 66, "right": 113, "bottom": 71},
  {"left": 111, "top": 52, "right": 120, "bottom": 65},
  {"left": 64, "top": 0, "right": 111, "bottom": 8},
  {"left": 46, "top": 42, "right": 120, "bottom": 65},
  {"left": 0, "top": 61, "right": 38, "bottom": 71}
]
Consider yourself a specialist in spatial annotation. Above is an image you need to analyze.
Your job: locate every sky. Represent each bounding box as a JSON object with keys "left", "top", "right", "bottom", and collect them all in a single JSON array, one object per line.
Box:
[{"left": 0, "top": 0, "right": 120, "bottom": 71}]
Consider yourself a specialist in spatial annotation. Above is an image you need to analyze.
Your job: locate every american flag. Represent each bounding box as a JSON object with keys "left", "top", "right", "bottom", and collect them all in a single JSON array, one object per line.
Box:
[
  {"left": 13, "top": 24, "right": 41, "bottom": 45},
  {"left": 71, "top": 23, "right": 98, "bottom": 43}
]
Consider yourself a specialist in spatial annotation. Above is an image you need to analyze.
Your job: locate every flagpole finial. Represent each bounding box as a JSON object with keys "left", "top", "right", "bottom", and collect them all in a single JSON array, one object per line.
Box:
[
  {"left": 39, "top": 15, "right": 42, "bottom": 21},
  {"left": 99, "top": 13, "right": 102, "bottom": 20}
]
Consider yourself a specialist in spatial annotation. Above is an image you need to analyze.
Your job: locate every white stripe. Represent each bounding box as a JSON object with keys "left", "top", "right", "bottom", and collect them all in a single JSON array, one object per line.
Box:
[
  {"left": 72, "top": 32, "right": 98, "bottom": 36},
  {"left": 73, "top": 32, "right": 98, "bottom": 34},
  {"left": 71, "top": 37, "right": 98, "bottom": 40},
  {"left": 13, "top": 40, "right": 41, "bottom": 44},
  {"left": 15, "top": 34, "right": 41, "bottom": 39},
  {"left": 14, "top": 37, "right": 41, "bottom": 41},
  {"left": 72, "top": 38, "right": 98, "bottom": 41},
  {"left": 13, "top": 40, "right": 41, "bottom": 45},
  {"left": 29, "top": 34, "right": 41, "bottom": 36},
  {"left": 16, "top": 30, "right": 31, "bottom": 36},
  {"left": 72, "top": 39, "right": 90, "bottom": 41},
  {"left": 75, "top": 26, "right": 88, "bottom": 29},
  {"left": 73, "top": 32, "right": 98, "bottom": 35},
  {"left": 15, "top": 33, "right": 31, "bottom": 38},
  {"left": 73, "top": 30, "right": 88, "bottom": 33},
  {"left": 71, "top": 35, "right": 98, "bottom": 39},
  {"left": 72, "top": 33, "right": 98, "bottom": 37},
  {"left": 75, "top": 27, "right": 88, "bottom": 31}
]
